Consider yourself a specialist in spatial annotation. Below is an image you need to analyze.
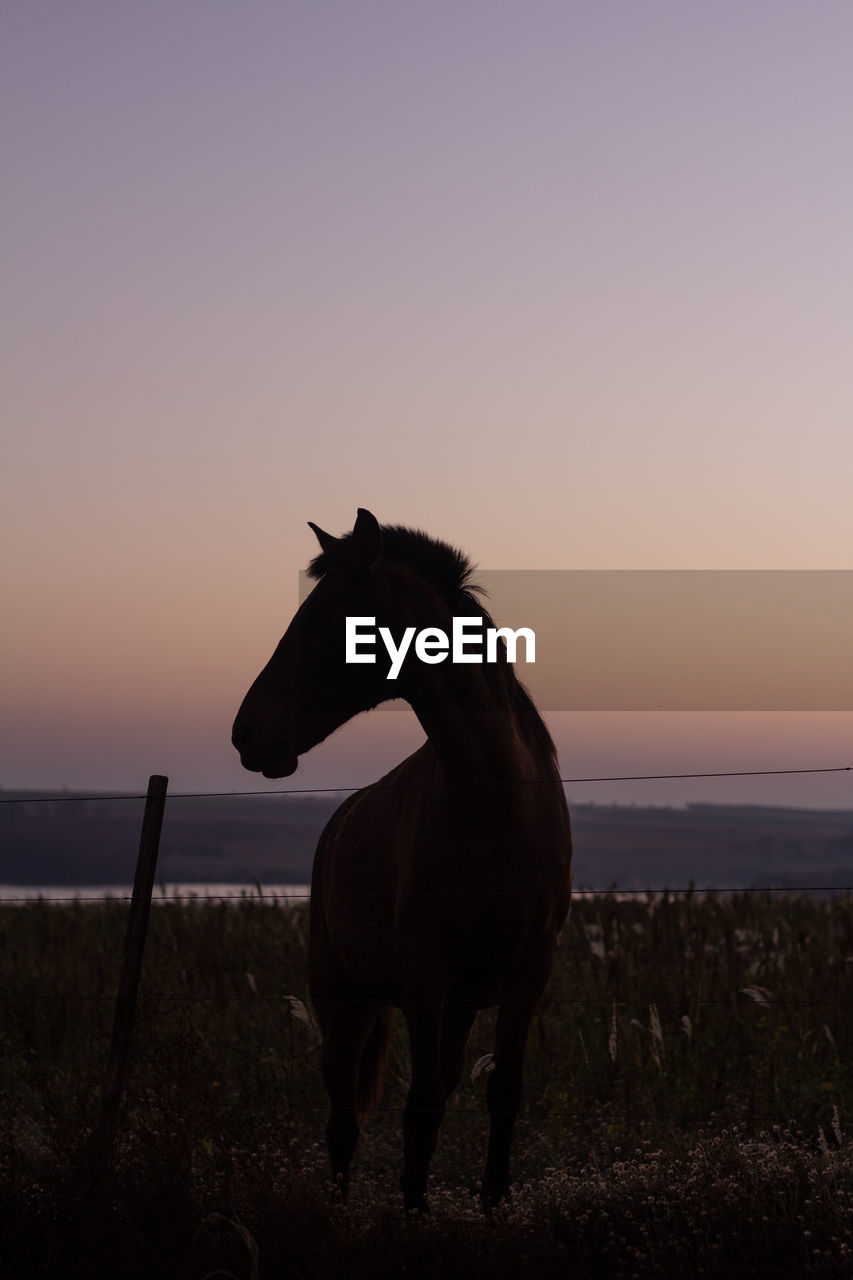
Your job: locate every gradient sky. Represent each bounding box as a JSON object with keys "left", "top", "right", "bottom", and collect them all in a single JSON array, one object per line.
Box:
[{"left": 2, "top": 2, "right": 852, "bottom": 808}]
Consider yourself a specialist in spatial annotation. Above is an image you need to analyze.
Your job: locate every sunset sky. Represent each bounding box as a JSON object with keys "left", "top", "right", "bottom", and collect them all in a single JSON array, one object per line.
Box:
[{"left": 2, "top": 2, "right": 852, "bottom": 809}]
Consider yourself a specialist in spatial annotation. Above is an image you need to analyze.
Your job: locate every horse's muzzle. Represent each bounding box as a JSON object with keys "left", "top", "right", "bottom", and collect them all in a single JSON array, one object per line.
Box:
[
  {"left": 238, "top": 748, "right": 298, "bottom": 779},
  {"left": 231, "top": 720, "right": 298, "bottom": 778},
  {"left": 261, "top": 755, "right": 298, "bottom": 779}
]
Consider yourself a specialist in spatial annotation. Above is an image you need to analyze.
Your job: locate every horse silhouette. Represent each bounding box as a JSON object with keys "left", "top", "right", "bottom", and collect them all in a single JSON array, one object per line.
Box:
[{"left": 232, "top": 509, "right": 572, "bottom": 1210}]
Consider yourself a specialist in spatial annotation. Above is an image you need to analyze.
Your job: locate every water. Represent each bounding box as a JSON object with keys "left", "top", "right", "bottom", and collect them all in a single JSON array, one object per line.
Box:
[{"left": 0, "top": 883, "right": 311, "bottom": 904}]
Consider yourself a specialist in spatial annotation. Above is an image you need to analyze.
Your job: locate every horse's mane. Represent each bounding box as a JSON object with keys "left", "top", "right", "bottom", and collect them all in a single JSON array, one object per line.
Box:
[
  {"left": 307, "top": 523, "right": 479, "bottom": 605},
  {"left": 308, "top": 523, "right": 558, "bottom": 763}
]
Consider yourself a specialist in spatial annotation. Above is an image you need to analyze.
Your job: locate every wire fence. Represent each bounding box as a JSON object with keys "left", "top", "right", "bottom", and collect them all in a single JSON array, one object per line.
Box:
[
  {"left": 3, "top": 762, "right": 845, "bottom": 1182},
  {"left": 2, "top": 761, "right": 851, "bottom": 902},
  {"left": 3, "top": 992, "right": 852, "bottom": 1008},
  {"left": 4, "top": 884, "right": 853, "bottom": 904},
  {"left": 1, "top": 762, "right": 850, "bottom": 803}
]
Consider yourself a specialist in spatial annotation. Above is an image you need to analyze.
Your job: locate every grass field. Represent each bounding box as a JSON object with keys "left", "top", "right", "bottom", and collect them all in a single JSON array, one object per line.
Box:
[{"left": 3, "top": 890, "right": 853, "bottom": 1276}]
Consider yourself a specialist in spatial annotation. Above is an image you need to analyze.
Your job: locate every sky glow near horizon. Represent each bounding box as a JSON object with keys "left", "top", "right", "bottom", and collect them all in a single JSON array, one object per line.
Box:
[{"left": 2, "top": 2, "right": 852, "bottom": 809}]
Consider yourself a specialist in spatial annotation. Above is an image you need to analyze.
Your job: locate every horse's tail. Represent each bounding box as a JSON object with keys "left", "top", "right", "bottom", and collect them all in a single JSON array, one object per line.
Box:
[{"left": 356, "top": 1005, "right": 394, "bottom": 1118}]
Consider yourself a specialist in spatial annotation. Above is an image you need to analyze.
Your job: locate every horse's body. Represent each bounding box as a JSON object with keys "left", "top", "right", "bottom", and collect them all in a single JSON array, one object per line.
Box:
[{"left": 232, "top": 510, "right": 572, "bottom": 1209}]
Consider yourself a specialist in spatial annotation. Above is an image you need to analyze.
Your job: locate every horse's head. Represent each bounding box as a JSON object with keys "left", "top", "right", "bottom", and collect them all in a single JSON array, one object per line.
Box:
[{"left": 232, "top": 508, "right": 400, "bottom": 778}]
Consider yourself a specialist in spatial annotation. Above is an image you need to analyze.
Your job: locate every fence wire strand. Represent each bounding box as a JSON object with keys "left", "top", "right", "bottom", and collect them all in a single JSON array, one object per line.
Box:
[
  {"left": 2, "top": 759, "right": 851, "bottom": 900},
  {"left": 1, "top": 762, "right": 850, "bottom": 804}
]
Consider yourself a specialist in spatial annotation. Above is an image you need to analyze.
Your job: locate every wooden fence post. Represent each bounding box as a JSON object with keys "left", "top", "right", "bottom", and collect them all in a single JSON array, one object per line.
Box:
[{"left": 79, "top": 773, "right": 168, "bottom": 1198}]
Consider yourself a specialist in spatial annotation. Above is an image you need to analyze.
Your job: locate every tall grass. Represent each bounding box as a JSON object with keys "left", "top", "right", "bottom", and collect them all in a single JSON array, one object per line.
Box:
[{"left": 3, "top": 890, "right": 853, "bottom": 1275}]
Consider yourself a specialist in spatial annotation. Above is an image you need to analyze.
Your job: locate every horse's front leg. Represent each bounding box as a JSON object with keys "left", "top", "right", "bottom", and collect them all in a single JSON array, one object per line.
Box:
[
  {"left": 400, "top": 992, "right": 446, "bottom": 1213},
  {"left": 317, "top": 998, "right": 383, "bottom": 1201},
  {"left": 480, "top": 994, "right": 538, "bottom": 1207}
]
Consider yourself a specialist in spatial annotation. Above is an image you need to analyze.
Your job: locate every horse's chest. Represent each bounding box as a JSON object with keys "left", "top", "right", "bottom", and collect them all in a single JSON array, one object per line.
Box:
[{"left": 395, "top": 889, "right": 550, "bottom": 981}]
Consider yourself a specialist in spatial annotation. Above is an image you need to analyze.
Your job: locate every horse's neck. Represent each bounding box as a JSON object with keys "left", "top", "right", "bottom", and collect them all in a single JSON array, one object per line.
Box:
[{"left": 407, "top": 667, "right": 538, "bottom": 786}]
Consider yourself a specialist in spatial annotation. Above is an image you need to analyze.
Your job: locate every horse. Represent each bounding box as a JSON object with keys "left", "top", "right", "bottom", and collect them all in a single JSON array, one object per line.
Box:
[{"left": 232, "top": 509, "right": 572, "bottom": 1210}]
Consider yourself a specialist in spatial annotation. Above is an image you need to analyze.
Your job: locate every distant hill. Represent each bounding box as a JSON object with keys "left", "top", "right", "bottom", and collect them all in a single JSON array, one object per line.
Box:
[
  {"left": 1, "top": 790, "right": 852, "bottom": 891},
  {"left": 571, "top": 801, "right": 853, "bottom": 890},
  {"left": 0, "top": 791, "right": 338, "bottom": 887}
]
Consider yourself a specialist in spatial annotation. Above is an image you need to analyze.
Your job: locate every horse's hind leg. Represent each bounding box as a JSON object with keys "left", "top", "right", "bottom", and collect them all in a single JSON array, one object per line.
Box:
[
  {"left": 316, "top": 998, "right": 382, "bottom": 1201},
  {"left": 440, "top": 1000, "right": 478, "bottom": 1098},
  {"left": 480, "top": 996, "right": 537, "bottom": 1207}
]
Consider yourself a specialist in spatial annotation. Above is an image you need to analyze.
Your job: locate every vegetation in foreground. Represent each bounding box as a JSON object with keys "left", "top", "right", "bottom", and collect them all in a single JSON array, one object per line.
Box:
[{"left": 3, "top": 890, "right": 853, "bottom": 1276}]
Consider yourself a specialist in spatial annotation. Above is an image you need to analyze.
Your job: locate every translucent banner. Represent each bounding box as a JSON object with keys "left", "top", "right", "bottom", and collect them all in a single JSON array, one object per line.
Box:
[{"left": 300, "top": 570, "right": 853, "bottom": 710}]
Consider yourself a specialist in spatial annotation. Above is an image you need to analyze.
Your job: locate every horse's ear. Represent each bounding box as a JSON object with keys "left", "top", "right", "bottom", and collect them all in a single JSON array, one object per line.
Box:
[
  {"left": 351, "top": 508, "right": 382, "bottom": 569},
  {"left": 308, "top": 521, "right": 340, "bottom": 557}
]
